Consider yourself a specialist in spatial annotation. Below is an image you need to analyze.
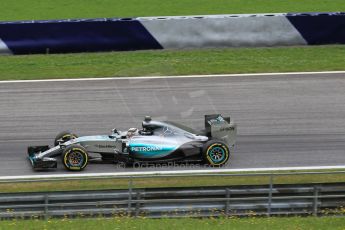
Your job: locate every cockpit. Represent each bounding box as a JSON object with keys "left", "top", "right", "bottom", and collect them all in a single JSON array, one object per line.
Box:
[
  {"left": 112, "top": 116, "right": 203, "bottom": 140},
  {"left": 141, "top": 116, "right": 198, "bottom": 138}
]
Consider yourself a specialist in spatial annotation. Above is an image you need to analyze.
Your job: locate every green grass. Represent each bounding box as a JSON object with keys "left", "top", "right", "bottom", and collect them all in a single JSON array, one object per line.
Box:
[
  {"left": 0, "top": 45, "right": 345, "bottom": 81},
  {"left": 1, "top": 0, "right": 345, "bottom": 21},
  {"left": 1, "top": 169, "right": 344, "bottom": 193},
  {"left": 1, "top": 216, "right": 345, "bottom": 230}
]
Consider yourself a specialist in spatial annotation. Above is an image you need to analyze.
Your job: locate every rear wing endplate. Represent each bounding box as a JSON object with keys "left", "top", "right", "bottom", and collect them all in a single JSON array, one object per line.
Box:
[{"left": 205, "top": 114, "right": 237, "bottom": 147}]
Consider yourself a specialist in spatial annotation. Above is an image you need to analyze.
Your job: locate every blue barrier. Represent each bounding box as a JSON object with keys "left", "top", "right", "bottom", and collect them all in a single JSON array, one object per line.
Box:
[
  {"left": 286, "top": 12, "right": 345, "bottom": 44},
  {"left": 0, "top": 19, "right": 162, "bottom": 54},
  {"left": 0, "top": 13, "right": 344, "bottom": 55}
]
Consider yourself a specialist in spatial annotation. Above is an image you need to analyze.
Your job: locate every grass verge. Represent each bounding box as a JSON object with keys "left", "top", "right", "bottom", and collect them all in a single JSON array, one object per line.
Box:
[
  {"left": 1, "top": 169, "right": 345, "bottom": 193},
  {"left": 0, "top": 45, "right": 345, "bottom": 81},
  {"left": 2, "top": 0, "right": 345, "bottom": 21},
  {"left": 0, "top": 216, "right": 345, "bottom": 230}
]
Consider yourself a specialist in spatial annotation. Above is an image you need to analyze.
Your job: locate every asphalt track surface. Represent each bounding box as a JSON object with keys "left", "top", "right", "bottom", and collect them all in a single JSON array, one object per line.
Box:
[{"left": 0, "top": 73, "right": 344, "bottom": 176}]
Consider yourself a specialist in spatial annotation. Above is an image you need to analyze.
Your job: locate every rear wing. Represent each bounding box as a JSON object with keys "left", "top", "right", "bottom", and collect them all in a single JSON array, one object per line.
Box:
[{"left": 205, "top": 114, "right": 237, "bottom": 147}]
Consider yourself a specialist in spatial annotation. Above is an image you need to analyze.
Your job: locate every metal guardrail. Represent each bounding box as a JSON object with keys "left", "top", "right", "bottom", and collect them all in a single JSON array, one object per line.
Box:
[
  {"left": 0, "top": 182, "right": 344, "bottom": 219},
  {"left": 0, "top": 170, "right": 344, "bottom": 219}
]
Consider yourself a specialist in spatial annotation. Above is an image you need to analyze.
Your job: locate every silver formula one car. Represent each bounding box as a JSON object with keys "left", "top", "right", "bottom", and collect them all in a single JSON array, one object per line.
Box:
[{"left": 28, "top": 114, "right": 237, "bottom": 171}]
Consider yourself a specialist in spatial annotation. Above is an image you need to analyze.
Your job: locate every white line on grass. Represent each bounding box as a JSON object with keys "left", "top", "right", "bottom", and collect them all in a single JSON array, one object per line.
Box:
[{"left": 0, "top": 70, "right": 345, "bottom": 84}]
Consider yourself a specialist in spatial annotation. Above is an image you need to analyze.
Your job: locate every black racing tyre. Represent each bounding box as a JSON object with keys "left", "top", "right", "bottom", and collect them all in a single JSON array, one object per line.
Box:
[
  {"left": 54, "top": 131, "right": 78, "bottom": 146},
  {"left": 202, "top": 140, "right": 230, "bottom": 166},
  {"left": 62, "top": 145, "right": 89, "bottom": 171}
]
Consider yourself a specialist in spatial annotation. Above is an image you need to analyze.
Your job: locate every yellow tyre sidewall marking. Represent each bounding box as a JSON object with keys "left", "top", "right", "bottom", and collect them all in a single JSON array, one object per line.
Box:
[
  {"left": 63, "top": 147, "right": 88, "bottom": 170},
  {"left": 206, "top": 143, "right": 229, "bottom": 166},
  {"left": 62, "top": 134, "right": 76, "bottom": 140}
]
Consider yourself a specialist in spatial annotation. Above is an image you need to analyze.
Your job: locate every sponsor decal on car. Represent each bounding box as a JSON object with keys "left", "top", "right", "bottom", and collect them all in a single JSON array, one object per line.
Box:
[
  {"left": 129, "top": 143, "right": 177, "bottom": 157},
  {"left": 130, "top": 146, "right": 163, "bottom": 152},
  {"left": 94, "top": 144, "right": 117, "bottom": 149},
  {"left": 207, "top": 115, "right": 225, "bottom": 125},
  {"left": 219, "top": 126, "right": 235, "bottom": 131}
]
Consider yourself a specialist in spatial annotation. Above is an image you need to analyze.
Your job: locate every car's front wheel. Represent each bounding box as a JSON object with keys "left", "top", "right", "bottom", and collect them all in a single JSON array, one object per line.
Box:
[
  {"left": 62, "top": 145, "right": 89, "bottom": 171},
  {"left": 202, "top": 140, "right": 230, "bottom": 166}
]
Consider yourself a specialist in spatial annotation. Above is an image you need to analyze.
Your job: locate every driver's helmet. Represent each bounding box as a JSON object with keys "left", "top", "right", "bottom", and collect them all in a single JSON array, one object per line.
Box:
[
  {"left": 142, "top": 116, "right": 152, "bottom": 128},
  {"left": 140, "top": 116, "right": 154, "bottom": 135},
  {"left": 127, "top": 128, "right": 139, "bottom": 138}
]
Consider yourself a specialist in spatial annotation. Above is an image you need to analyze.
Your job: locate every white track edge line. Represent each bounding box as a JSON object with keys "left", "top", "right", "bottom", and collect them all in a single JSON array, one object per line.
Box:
[
  {"left": 1, "top": 70, "right": 345, "bottom": 84},
  {"left": 1, "top": 165, "right": 345, "bottom": 180}
]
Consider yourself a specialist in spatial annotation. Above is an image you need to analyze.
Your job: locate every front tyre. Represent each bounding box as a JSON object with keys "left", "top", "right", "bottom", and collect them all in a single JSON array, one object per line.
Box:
[
  {"left": 203, "top": 140, "right": 229, "bottom": 166},
  {"left": 62, "top": 145, "right": 89, "bottom": 171},
  {"left": 54, "top": 131, "right": 78, "bottom": 146}
]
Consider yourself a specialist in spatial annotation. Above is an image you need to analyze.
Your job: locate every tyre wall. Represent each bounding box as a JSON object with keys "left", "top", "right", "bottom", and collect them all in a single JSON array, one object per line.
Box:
[{"left": 0, "top": 12, "right": 344, "bottom": 55}]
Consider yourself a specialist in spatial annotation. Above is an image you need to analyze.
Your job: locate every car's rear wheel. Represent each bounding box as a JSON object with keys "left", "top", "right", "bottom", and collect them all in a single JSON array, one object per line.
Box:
[
  {"left": 62, "top": 145, "right": 89, "bottom": 171},
  {"left": 54, "top": 131, "right": 78, "bottom": 146},
  {"left": 202, "top": 140, "right": 229, "bottom": 166}
]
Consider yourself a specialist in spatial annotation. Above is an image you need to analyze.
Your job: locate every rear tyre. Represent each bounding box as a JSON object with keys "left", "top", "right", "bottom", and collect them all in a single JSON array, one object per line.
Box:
[
  {"left": 62, "top": 145, "right": 89, "bottom": 171},
  {"left": 54, "top": 131, "right": 78, "bottom": 146},
  {"left": 202, "top": 140, "right": 229, "bottom": 166}
]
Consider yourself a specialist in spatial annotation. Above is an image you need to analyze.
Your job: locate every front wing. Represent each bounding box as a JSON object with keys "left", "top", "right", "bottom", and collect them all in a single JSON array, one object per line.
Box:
[{"left": 28, "top": 146, "right": 58, "bottom": 169}]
